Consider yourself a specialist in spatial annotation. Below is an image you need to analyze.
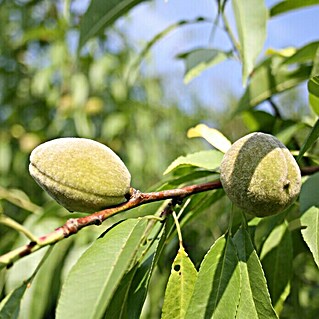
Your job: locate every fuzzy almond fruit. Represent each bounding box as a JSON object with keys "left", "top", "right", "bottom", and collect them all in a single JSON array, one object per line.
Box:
[
  {"left": 220, "top": 132, "right": 301, "bottom": 217},
  {"left": 29, "top": 138, "right": 131, "bottom": 212}
]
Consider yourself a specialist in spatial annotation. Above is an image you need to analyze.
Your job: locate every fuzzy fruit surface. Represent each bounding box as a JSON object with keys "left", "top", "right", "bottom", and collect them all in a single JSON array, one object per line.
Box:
[
  {"left": 220, "top": 132, "right": 301, "bottom": 217},
  {"left": 29, "top": 138, "right": 131, "bottom": 212}
]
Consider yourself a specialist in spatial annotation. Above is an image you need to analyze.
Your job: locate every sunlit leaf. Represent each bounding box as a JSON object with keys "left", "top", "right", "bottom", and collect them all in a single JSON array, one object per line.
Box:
[
  {"left": 270, "top": 0, "right": 319, "bottom": 17},
  {"left": 282, "top": 41, "right": 319, "bottom": 65},
  {"left": 177, "top": 48, "right": 231, "bottom": 84},
  {"left": 232, "top": 0, "right": 268, "bottom": 85},
  {"left": 297, "top": 118, "right": 319, "bottom": 162},
  {"left": 78, "top": 0, "right": 150, "bottom": 49},
  {"left": 300, "top": 172, "right": 319, "bottom": 213},
  {"left": 187, "top": 124, "right": 232, "bottom": 153},
  {"left": 308, "top": 76, "right": 319, "bottom": 115},
  {"left": 185, "top": 235, "right": 240, "bottom": 318},
  {"left": 161, "top": 247, "right": 197, "bottom": 319},
  {"left": 260, "top": 222, "right": 293, "bottom": 313},
  {"left": 163, "top": 150, "right": 223, "bottom": 175},
  {"left": 56, "top": 218, "right": 147, "bottom": 319},
  {"left": 236, "top": 57, "right": 312, "bottom": 113},
  {"left": 301, "top": 206, "right": 319, "bottom": 268},
  {"left": 233, "top": 228, "right": 278, "bottom": 319}
]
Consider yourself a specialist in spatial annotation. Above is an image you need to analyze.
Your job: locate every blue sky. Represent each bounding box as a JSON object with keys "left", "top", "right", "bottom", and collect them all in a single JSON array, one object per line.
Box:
[{"left": 116, "top": 0, "right": 319, "bottom": 118}]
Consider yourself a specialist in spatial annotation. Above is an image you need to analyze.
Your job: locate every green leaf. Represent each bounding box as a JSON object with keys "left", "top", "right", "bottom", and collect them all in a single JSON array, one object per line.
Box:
[
  {"left": 232, "top": 0, "right": 268, "bottom": 85},
  {"left": 260, "top": 222, "right": 293, "bottom": 313},
  {"left": 0, "top": 282, "right": 28, "bottom": 319},
  {"left": 301, "top": 206, "right": 319, "bottom": 268},
  {"left": 187, "top": 124, "right": 232, "bottom": 153},
  {"left": 161, "top": 247, "right": 197, "bottom": 319},
  {"left": 163, "top": 150, "right": 224, "bottom": 175},
  {"left": 78, "top": 0, "right": 150, "bottom": 49},
  {"left": 308, "top": 76, "right": 319, "bottom": 115},
  {"left": 270, "top": 0, "right": 319, "bottom": 17},
  {"left": 282, "top": 41, "right": 319, "bottom": 66},
  {"left": 56, "top": 218, "right": 147, "bottom": 319},
  {"left": 300, "top": 172, "right": 319, "bottom": 213},
  {"left": 233, "top": 228, "right": 278, "bottom": 319},
  {"left": 184, "top": 235, "right": 240, "bottom": 319},
  {"left": 236, "top": 56, "right": 312, "bottom": 113},
  {"left": 177, "top": 48, "right": 231, "bottom": 84},
  {"left": 241, "top": 110, "right": 276, "bottom": 133},
  {"left": 297, "top": 118, "right": 319, "bottom": 162}
]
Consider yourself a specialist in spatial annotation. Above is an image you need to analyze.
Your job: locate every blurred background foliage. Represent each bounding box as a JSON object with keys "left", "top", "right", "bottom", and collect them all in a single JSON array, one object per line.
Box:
[{"left": 1, "top": 1, "right": 319, "bottom": 318}]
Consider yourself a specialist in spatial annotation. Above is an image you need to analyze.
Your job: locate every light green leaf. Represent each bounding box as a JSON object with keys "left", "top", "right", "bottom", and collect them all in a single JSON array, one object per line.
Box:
[
  {"left": 301, "top": 206, "right": 319, "bottom": 268},
  {"left": 163, "top": 150, "right": 224, "bottom": 175},
  {"left": 233, "top": 228, "right": 278, "bottom": 319},
  {"left": 297, "top": 118, "right": 319, "bottom": 162},
  {"left": 78, "top": 0, "right": 150, "bottom": 49},
  {"left": 185, "top": 235, "right": 240, "bottom": 319},
  {"left": 270, "top": 0, "right": 319, "bottom": 17},
  {"left": 260, "top": 222, "right": 293, "bottom": 314},
  {"left": 177, "top": 48, "right": 231, "bottom": 84},
  {"left": 232, "top": 0, "right": 268, "bottom": 85},
  {"left": 282, "top": 41, "right": 319, "bottom": 66},
  {"left": 161, "top": 247, "right": 197, "bottom": 319},
  {"left": 236, "top": 57, "right": 312, "bottom": 113},
  {"left": 300, "top": 172, "right": 319, "bottom": 213},
  {"left": 241, "top": 110, "right": 276, "bottom": 132},
  {"left": 187, "top": 124, "right": 232, "bottom": 153},
  {"left": 308, "top": 76, "right": 319, "bottom": 115},
  {"left": 0, "top": 282, "right": 28, "bottom": 319},
  {"left": 56, "top": 218, "right": 147, "bottom": 319}
]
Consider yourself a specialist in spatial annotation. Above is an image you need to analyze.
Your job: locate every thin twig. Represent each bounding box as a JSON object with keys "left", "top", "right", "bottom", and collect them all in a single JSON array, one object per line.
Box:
[{"left": 0, "top": 180, "right": 222, "bottom": 268}]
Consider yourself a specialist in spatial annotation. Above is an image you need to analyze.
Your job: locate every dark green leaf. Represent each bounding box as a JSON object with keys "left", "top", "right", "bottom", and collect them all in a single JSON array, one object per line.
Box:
[
  {"left": 300, "top": 172, "right": 319, "bottom": 213},
  {"left": 260, "top": 222, "right": 293, "bottom": 313},
  {"left": 0, "top": 282, "right": 27, "bottom": 319},
  {"left": 297, "top": 118, "right": 319, "bottom": 162},
  {"left": 177, "top": 48, "right": 231, "bottom": 84},
  {"left": 232, "top": 0, "right": 268, "bottom": 85},
  {"left": 184, "top": 235, "right": 240, "bottom": 318},
  {"left": 301, "top": 206, "right": 319, "bottom": 267},
  {"left": 233, "top": 228, "right": 278, "bottom": 319},
  {"left": 56, "top": 218, "right": 147, "bottom": 319},
  {"left": 270, "top": 0, "right": 319, "bottom": 17},
  {"left": 78, "top": 0, "right": 150, "bottom": 49},
  {"left": 161, "top": 247, "right": 197, "bottom": 319}
]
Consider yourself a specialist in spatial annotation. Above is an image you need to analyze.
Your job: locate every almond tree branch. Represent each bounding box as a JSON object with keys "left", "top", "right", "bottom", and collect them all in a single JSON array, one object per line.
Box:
[{"left": 0, "top": 180, "right": 222, "bottom": 268}]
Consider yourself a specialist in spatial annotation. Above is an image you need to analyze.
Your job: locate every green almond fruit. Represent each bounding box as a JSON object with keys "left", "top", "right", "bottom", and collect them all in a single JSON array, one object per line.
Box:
[
  {"left": 29, "top": 138, "right": 131, "bottom": 212},
  {"left": 220, "top": 132, "right": 301, "bottom": 217}
]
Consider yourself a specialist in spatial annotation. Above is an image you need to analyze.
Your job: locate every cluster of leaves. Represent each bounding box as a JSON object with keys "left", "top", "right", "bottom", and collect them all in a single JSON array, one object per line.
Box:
[{"left": 1, "top": 0, "right": 319, "bottom": 318}]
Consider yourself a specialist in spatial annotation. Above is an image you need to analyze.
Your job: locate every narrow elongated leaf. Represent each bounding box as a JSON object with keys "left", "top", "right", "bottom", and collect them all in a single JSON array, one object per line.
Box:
[
  {"left": 297, "top": 118, "right": 319, "bottom": 162},
  {"left": 270, "top": 0, "right": 319, "bottom": 17},
  {"left": 260, "top": 222, "right": 293, "bottom": 313},
  {"left": 187, "top": 124, "right": 232, "bottom": 153},
  {"left": 301, "top": 206, "right": 319, "bottom": 268},
  {"left": 56, "top": 218, "right": 147, "bottom": 319},
  {"left": 177, "top": 48, "right": 231, "bottom": 84},
  {"left": 232, "top": 0, "right": 268, "bottom": 85},
  {"left": 185, "top": 235, "right": 240, "bottom": 319},
  {"left": 163, "top": 150, "right": 223, "bottom": 175},
  {"left": 236, "top": 57, "right": 312, "bottom": 113},
  {"left": 0, "top": 282, "right": 28, "bottom": 319},
  {"left": 161, "top": 247, "right": 197, "bottom": 319},
  {"left": 300, "top": 172, "right": 319, "bottom": 213},
  {"left": 308, "top": 76, "right": 319, "bottom": 115},
  {"left": 78, "top": 0, "right": 149, "bottom": 49},
  {"left": 233, "top": 228, "right": 278, "bottom": 319},
  {"left": 282, "top": 41, "right": 319, "bottom": 65}
]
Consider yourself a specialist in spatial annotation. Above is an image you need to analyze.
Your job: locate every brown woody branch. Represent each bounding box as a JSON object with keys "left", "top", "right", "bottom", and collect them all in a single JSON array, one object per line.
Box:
[{"left": 0, "top": 180, "right": 222, "bottom": 268}]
